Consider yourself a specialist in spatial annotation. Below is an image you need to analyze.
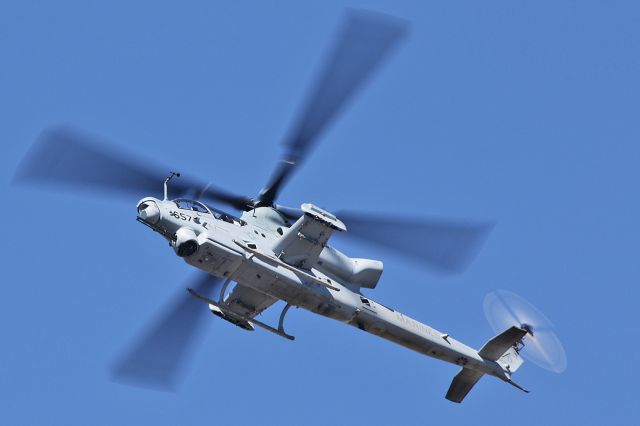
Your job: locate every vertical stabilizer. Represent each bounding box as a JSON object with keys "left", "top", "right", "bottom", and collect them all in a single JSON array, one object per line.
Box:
[
  {"left": 445, "top": 368, "right": 484, "bottom": 403},
  {"left": 478, "top": 325, "right": 527, "bottom": 374}
]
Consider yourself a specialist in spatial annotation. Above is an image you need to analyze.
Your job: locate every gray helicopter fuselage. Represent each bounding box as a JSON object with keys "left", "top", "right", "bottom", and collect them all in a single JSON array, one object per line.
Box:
[{"left": 137, "top": 196, "right": 509, "bottom": 382}]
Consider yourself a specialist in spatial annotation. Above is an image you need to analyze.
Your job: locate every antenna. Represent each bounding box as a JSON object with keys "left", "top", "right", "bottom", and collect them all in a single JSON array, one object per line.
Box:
[{"left": 163, "top": 171, "right": 180, "bottom": 200}]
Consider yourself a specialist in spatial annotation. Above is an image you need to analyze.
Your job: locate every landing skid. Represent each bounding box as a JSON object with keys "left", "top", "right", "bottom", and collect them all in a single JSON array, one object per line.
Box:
[{"left": 187, "top": 288, "right": 295, "bottom": 341}]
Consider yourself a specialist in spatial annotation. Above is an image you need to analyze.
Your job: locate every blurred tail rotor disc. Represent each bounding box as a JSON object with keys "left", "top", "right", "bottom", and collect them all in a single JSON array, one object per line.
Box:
[{"left": 484, "top": 289, "right": 567, "bottom": 373}]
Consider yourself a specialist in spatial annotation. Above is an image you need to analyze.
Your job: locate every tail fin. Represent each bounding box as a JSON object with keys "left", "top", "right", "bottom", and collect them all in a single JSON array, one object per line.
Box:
[
  {"left": 479, "top": 326, "right": 526, "bottom": 361},
  {"left": 445, "top": 326, "right": 528, "bottom": 403},
  {"left": 445, "top": 368, "right": 484, "bottom": 403},
  {"left": 479, "top": 325, "right": 527, "bottom": 373}
]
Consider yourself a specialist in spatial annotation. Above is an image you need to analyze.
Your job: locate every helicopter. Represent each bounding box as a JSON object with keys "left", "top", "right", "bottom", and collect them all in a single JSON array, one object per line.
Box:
[{"left": 14, "top": 10, "right": 565, "bottom": 403}]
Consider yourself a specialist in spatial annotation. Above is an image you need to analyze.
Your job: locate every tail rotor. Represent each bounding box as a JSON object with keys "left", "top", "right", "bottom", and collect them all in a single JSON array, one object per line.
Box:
[{"left": 484, "top": 290, "right": 567, "bottom": 374}]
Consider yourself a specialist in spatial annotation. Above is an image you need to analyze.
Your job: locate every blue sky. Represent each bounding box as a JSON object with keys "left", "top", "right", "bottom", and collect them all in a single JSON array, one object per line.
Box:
[{"left": 2, "top": 1, "right": 638, "bottom": 424}]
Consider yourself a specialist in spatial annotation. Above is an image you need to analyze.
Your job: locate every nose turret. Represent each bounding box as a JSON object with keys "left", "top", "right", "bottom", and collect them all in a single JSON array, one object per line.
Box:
[{"left": 137, "top": 198, "right": 161, "bottom": 224}]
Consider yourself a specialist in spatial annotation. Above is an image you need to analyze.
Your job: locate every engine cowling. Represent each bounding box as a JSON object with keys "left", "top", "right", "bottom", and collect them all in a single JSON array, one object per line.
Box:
[{"left": 173, "top": 227, "right": 199, "bottom": 257}]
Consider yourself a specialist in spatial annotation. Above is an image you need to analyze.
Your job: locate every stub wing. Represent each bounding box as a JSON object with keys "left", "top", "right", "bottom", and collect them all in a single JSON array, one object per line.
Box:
[
  {"left": 271, "top": 203, "right": 346, "bottom": 270},
  {"left": 224, "top": 284, "right": 279, "bottom": 320},
  {"left": 188, "top": 286, "right": 294, "bottom": 340}
]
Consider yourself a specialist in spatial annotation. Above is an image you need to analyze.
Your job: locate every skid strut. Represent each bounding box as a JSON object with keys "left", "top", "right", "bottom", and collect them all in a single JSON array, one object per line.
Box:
[
  {"left": 278, "top": 303, "right": 293, "bottom": 336},
  {"left": 218, "top": 277, "right": 232, "bottom": 304},
  {"left": 187, "top": 288, "right": 295, "bottom": 341}
]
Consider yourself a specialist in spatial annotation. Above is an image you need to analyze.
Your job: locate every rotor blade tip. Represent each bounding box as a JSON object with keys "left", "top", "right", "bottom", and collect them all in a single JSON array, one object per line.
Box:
[
  {"left": 109, "top": 363, "right": 179, "bottom": 392},
  {"left": 346, "top": 8, "right": 410, "bottom": 33}
]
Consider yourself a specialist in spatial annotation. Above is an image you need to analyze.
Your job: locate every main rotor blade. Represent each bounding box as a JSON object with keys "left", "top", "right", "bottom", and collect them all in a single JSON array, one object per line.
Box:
[
  {"left": 258, "top": 10, "right": 408, "bottom": 206},
  {"left": 110, "top": 274, "right": 224, "bottom": 390},
  {"left": 335, "top": 211, "right": 493, "bottom": 274},
  {"left": 14, "top": 126, "right": 252, "bottom": 210}
]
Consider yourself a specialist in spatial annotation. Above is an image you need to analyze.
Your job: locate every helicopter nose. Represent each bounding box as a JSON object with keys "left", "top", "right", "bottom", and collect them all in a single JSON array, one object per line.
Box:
[{"left": 137, "top": 201, "right": 160, "bottom": 224}]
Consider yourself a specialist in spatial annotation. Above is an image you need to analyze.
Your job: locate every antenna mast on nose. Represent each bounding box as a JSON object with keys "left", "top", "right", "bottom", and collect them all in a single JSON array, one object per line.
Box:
[{"left": 163, "top": 171, "right": 180, "bottom": 200}]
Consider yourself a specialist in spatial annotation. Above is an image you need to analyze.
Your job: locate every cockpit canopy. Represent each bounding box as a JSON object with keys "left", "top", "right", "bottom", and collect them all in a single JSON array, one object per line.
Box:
[
  {"left": 172, "top": 198, "right": 245, "bottom": 225},
  {"left": 173, "top": 198, "right": 209, "bottom": 213}
]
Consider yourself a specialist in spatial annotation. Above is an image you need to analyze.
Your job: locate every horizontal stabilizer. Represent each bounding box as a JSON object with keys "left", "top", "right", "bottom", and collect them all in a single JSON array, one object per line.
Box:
[
  {"left": 478, "top": 326, "right": 527, "bottom": 361},
  {"left": 445, "top": 368, "right": 484, "bottom": 403}
]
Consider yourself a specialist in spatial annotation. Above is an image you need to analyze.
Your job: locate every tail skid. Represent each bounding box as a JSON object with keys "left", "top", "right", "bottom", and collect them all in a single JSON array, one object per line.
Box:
[{"left": 507, "top": 378, "right": 530, "bottom": 393}]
